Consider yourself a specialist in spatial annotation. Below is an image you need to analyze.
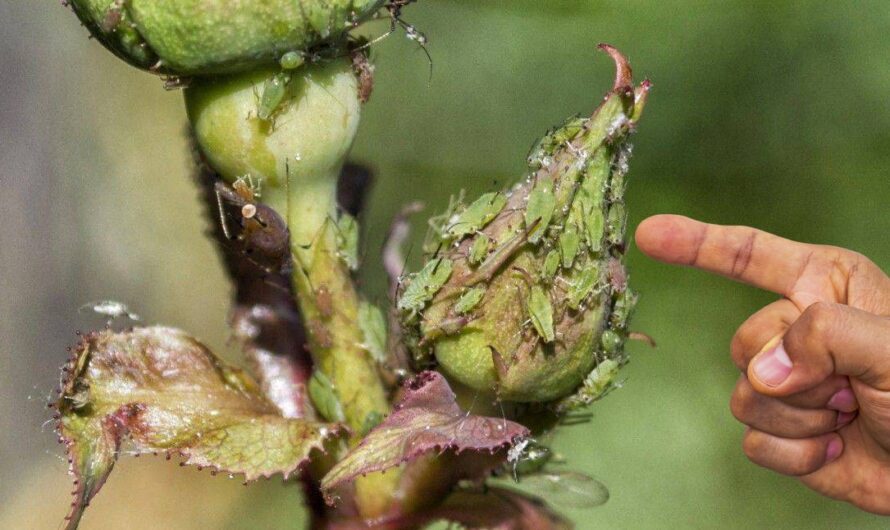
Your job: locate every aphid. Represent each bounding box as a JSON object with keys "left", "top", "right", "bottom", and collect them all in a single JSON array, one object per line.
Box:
[
  {"left": 558, "top": 225, "right": 581, "bottom": 268},
  {"left": 600, "top": 329, "right": 623, "bottom": 354},
  {"left": 351, "top": 49, "right": 374, "bottom": 103},
  {"left": 257, "top": 71, "right": 292, "bottom": 122},
  {"left": 605, "top": 202, "right": 626, "bottom": 247},
  {"left": 308, "top": 370, "right": 344, "bottom": 423},
  {"left": 279, "top": 51, "right": 305, "bottom": 70},
  {"left": 584, "top": 207, "right": 605, "bottom": 252},
  {"left": 357, "top": 301, "right": 387, "bottom": 363},
  {"left": 315, "top": 285, "right": 334, "bottom": 319},
  {"left": 567, "top": 265, "right": 600, "bottom": 310},
  {"left": 360, "top": 410, "right": 384, "bottom": 436},
  {"left": 542, "top": 250, "right": 561, "bottom": 280},
  {"left": 524, "top": 180, "right": 556, "bottom": 244},
  {"left": 352, "top": 0, "right": 432, "bottom": 80},
  {"left": 507, "top": 439, "right": 553, "bottom": 478},
  {"left": 527, "top": 285, "right": 555, "bottom": 343},
  {"left": 527, "top": 115, "right": 587, "bottom": 170},
  {"left": 214, "top": 181, "right": 290, "bottom": 274},
  {"left": 609, "top": 288, "right": 638, "bottom": 330},
  {"left": 79, "top": 300, "right": 140, "bottom": 322},
  {"left": 397, "top": 257, "right": 453, "bottom": 316},
  {"left": 335, "top": 212, "right": 360, "bottom": 270},
  {"left": 444, "top": 191, "right": 507, "bottom": 240},
  {"left": 467, "top": 233, "right": 491, "bottom": 266},
  {"left": 453, "top": 286, "right": 485, "bottom": 315}
]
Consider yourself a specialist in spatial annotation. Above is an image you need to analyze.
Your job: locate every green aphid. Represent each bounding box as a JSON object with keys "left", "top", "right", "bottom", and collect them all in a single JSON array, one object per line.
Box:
[
  {"left": 558, "top": 225, "right": 581, "bottom": 268},
  {"left": 424, "top": 192, "right": 464, "bottom": 253},
  {"left": 600, "top": 329, "right": 623, "bottom": 354},
  {"left": 445, "top": 192, "right": 507, "bottom": 240},
  {"left": 336, "top": 212, "right": 360, "bottom": 270},
  {"left": 609, "top": 288, "right": 638, "bottom": 330},
  {"left": 308, "top": 369, "right": 344, "bottom": 422},
  {"left": 468, "top": 233, "right": 492, "bottom": 266},
  {"left": 568, "top": 266, "right": 600, "bottom": 310},
  {"left": 454, "top": 286, "right": 486, "bottom": 315},
  {"left": 527, "top": 285, "right": 555, "bottom": 343},
  {"left": 357, "top": 301, "right": 387, "bottom": 363},
  {"left": 606, "top": 203, "right": 626, "bottom": 247},
  {"left": 527, "top": 115, "right": 587, "bottom": 170},
  {"left": 257, "top": 71, "right": 292, "bottom": 122},
  {"left": 398, "top": 258, "right": 454, "bottom": 315},
  {"left": 279, "top": 51, "right": 305, "bottom": 70},
  {"left": 585, "top": 208, "right": 605, "bottom": 252},
  {"left": 542, "top": 250, "right": 561, "bottom": 280},
  {"left": 359, "top": 410, "right": 384, "bottom": 436},
  {"left": 525, "top": 180, "right": 556, "bottom": 244}
]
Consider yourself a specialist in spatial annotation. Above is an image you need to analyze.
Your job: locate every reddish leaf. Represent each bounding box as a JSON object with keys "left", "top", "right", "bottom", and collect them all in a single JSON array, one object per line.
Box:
[{"left": 321, "top": 371, "right": 528, "bottom": 500}]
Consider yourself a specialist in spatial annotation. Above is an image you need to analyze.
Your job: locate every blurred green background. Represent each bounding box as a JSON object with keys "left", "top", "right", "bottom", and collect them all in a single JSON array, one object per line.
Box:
[{"left": 2, "top": 1, "right": 889, "bottom": 528}]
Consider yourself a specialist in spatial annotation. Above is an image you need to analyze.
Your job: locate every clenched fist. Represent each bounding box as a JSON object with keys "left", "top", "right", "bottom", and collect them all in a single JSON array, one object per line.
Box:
[{"left": 636, "top": 214, "right": 890, "bottom": 515}]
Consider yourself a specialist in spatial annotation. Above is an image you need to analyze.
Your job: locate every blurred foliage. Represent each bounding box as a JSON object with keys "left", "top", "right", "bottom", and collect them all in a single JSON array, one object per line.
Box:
[{"left": 1, "top": 0, "right": 889, "bottom": 528}]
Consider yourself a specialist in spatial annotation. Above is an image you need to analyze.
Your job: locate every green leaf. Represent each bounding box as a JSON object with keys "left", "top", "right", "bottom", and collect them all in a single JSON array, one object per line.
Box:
[{"left": 56, "top": 327, "right": 341, "bottom": 530}]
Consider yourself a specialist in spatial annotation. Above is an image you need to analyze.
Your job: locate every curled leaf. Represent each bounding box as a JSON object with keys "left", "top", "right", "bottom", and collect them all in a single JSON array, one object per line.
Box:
[
  {"left": 56, "top": 327, "right": 341, "bottom": 529},
  {"left": 320, "top": 371, "right": 529, "bottom": 501}
]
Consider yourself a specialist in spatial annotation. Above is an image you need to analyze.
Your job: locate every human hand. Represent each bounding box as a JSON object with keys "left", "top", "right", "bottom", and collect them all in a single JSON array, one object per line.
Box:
[{"left": 635, "top": 214, "right": 890, "bottom": 514}]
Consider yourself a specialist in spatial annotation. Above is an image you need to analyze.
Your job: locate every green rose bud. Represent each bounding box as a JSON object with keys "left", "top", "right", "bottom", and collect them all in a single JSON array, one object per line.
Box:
[
  {"left": 68, "top": 0, "right": 384, "bottom": 75},
  {"left": 185, "top": 58, "right": 361, "bottom": 224},
  {"left": 399, "top": 46, "right": 650, "bottom": 404}
]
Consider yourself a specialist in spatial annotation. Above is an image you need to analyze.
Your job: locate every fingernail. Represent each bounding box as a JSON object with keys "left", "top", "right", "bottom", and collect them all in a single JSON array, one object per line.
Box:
[
  {"left": 836, "top": 411, "right": 856, "bottom": 428},
  {"left": 752, "top": 341, "right": 792, "bottom": 387},
  {"left": 827, "top": 388, "right": 857, "bottom": 412},
  {"left": 825, "top": 438, "right": 843, "bottom": 463}
]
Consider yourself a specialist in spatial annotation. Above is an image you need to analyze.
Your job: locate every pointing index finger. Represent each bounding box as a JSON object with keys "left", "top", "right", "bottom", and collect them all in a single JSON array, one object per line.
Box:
[{"left": 635, "top": 214, "right": 817, "bottom": 297}]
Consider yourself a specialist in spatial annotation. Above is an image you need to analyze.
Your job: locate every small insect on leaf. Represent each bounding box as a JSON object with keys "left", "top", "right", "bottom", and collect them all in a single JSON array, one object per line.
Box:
[
  {"left": 308, "top": 370, "right": 345, "bottom": 423},
  {"left": 454, "top": 286, "right": 485, "bottom": 315},
  {"left": 542, "top": 249, "right": 561, "bottom": 280},
  {"left": 357, "top": 301, "right": 387, "bottom": 363},
  {"left": 445, "top": 192, "right": 507, "bottom": 240},
  {"left": 468, "top": 233, "right": 492, "bottom": 266},
  {"left": 398, "top": 258, "right": 453, "bottom": 315},
  {"left": 336, "top": 212, "right": 360, "bottom": 270},
  {"left": 257, "top": 71, "right": 292, "bottom": 122},
  {"left": 527, "top": 285, "right": 555, "bottom": 343},
  {"left": 524, "top": 180, "right": 556, "bottom": 244}
]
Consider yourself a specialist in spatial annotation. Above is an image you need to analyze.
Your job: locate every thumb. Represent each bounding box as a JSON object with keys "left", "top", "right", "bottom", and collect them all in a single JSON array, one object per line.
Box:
[{"left": 748, "top": 302, "right": 890, "bottom": 395}]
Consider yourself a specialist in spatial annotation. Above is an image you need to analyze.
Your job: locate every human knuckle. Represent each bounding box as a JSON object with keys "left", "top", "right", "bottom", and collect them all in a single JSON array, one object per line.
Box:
[
  {"left": 730, "top": 383, "right": 754, "bottom": 422},
  {"left": 802, "top": 302, "right": 839, "bottom": 341}
]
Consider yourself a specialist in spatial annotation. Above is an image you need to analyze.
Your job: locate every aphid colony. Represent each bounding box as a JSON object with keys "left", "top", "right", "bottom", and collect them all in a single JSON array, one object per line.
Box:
[{"left": 397, "top": 49, "right": 650, "bottom": 408}]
